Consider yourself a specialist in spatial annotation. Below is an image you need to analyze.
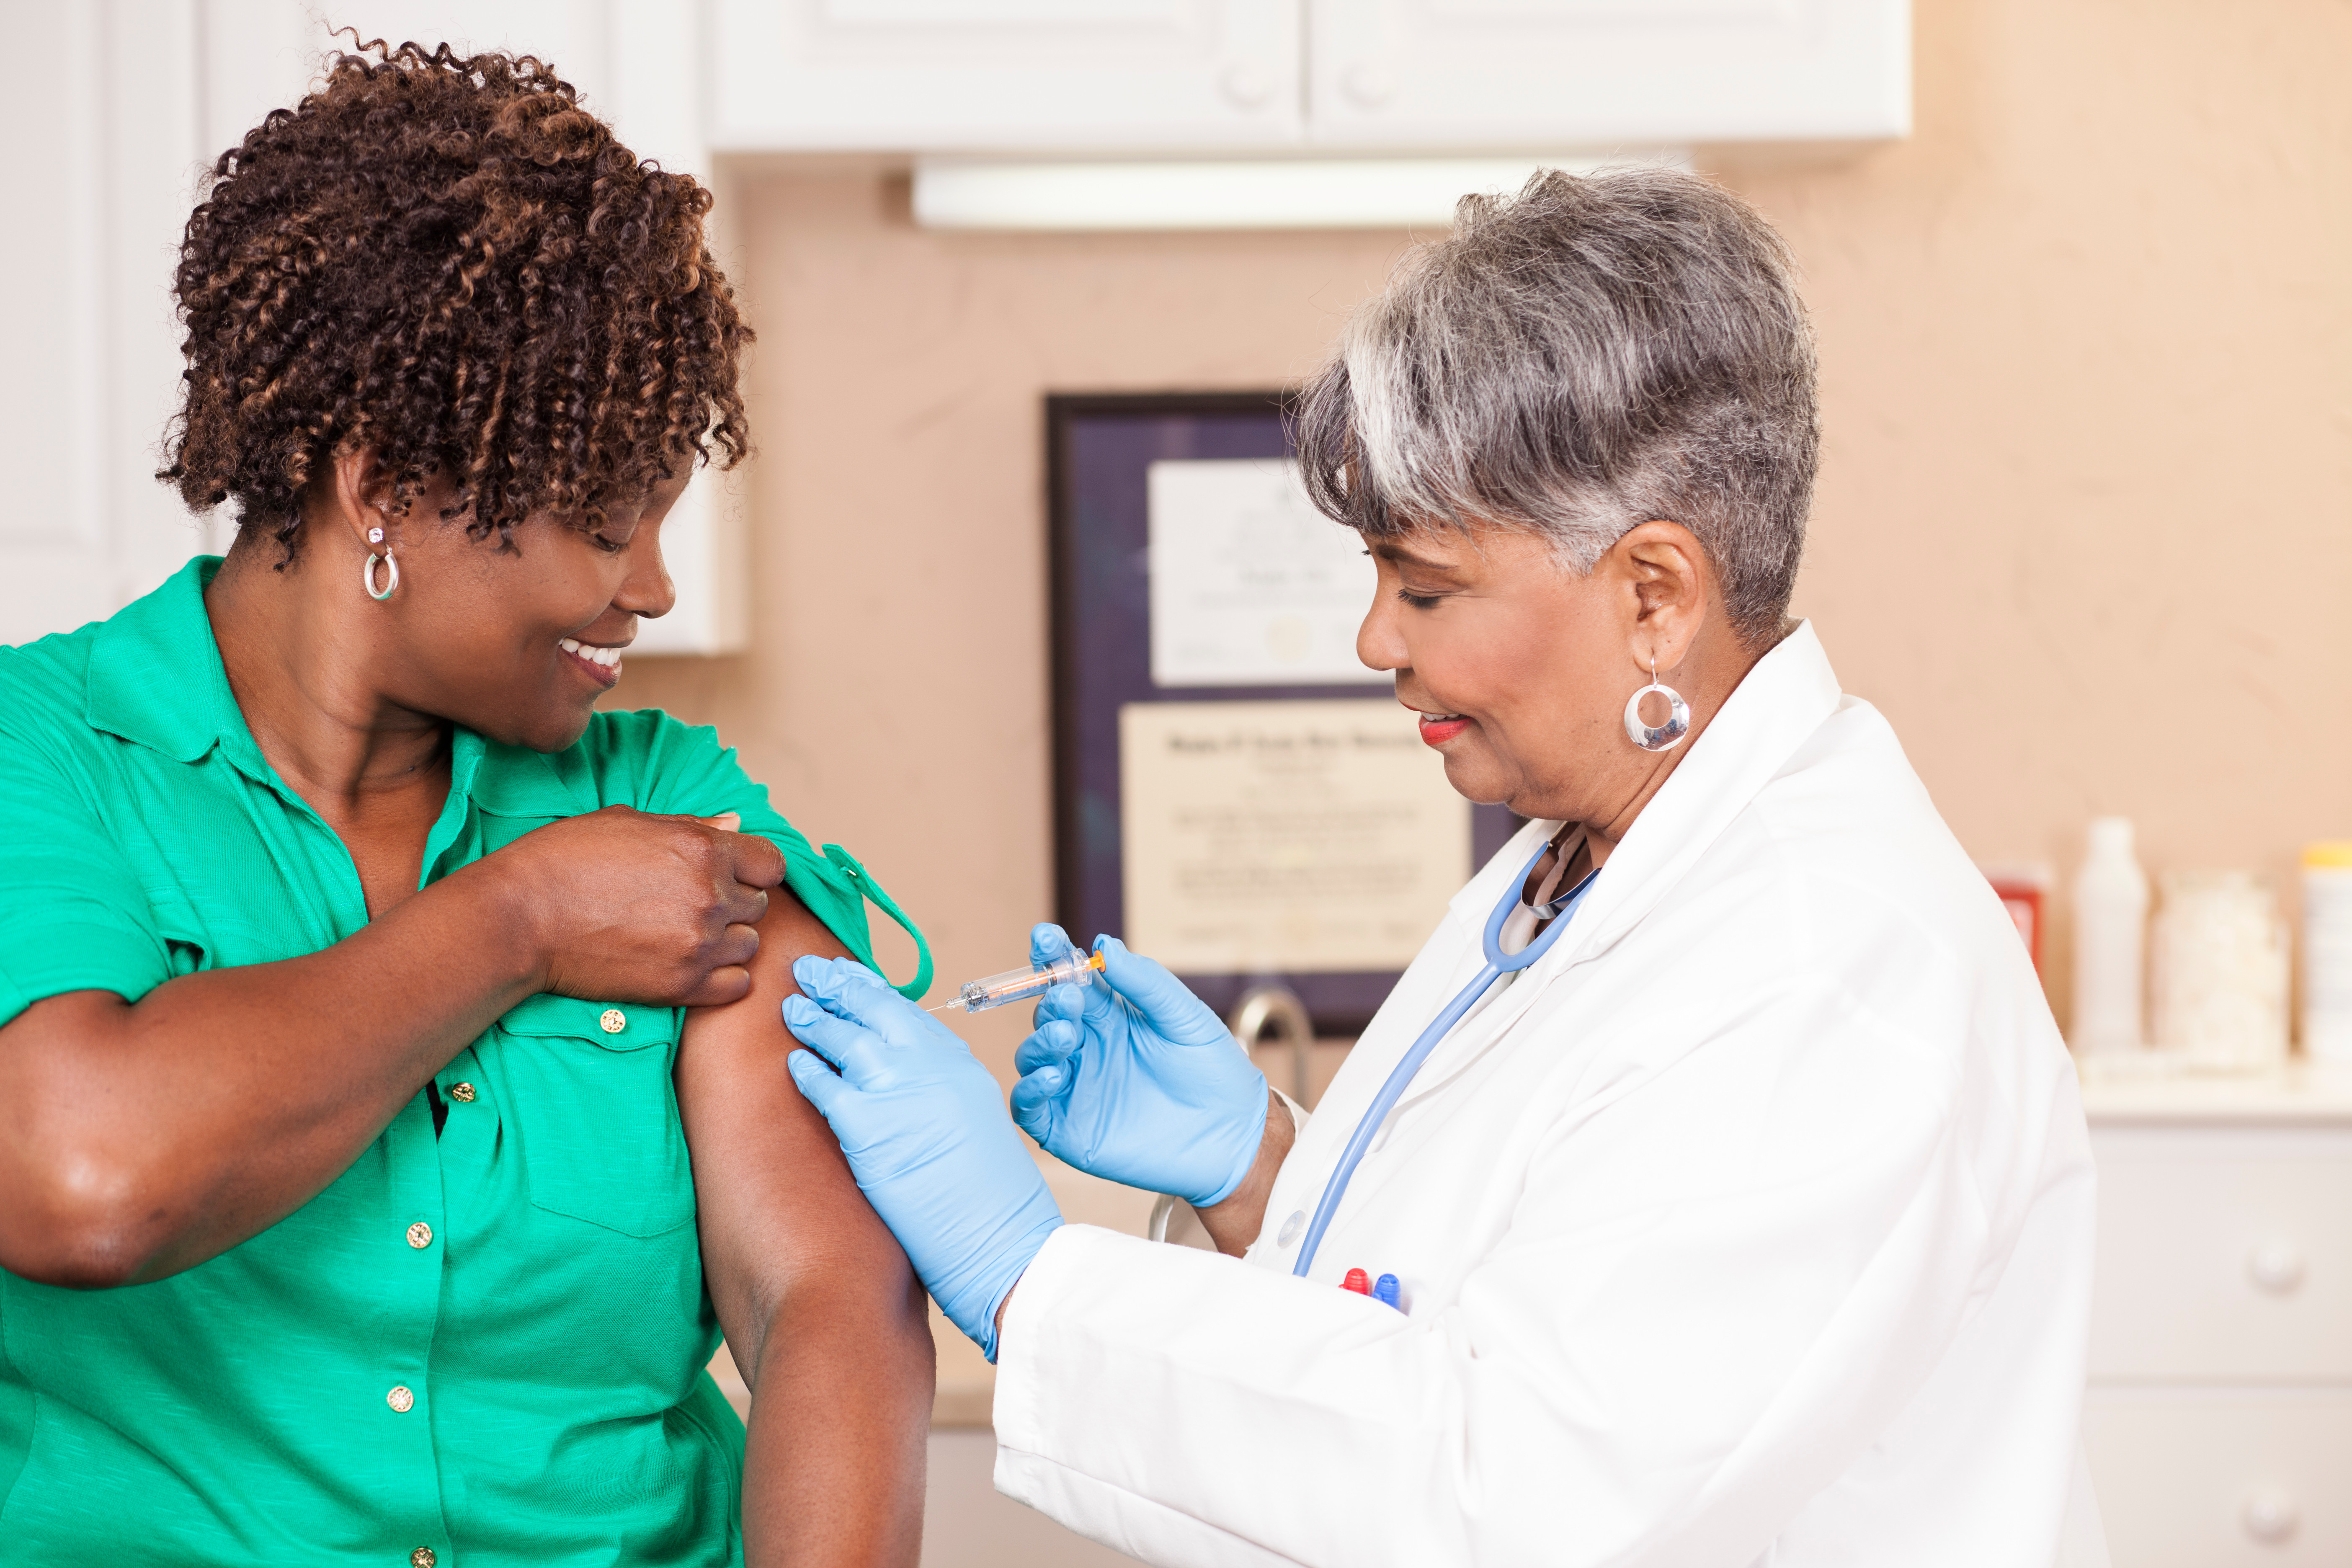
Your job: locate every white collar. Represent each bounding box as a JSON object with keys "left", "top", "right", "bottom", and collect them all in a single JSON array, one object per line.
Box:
[{"left": 1447, "top": 620, "right": 1845, "bottom": 978}]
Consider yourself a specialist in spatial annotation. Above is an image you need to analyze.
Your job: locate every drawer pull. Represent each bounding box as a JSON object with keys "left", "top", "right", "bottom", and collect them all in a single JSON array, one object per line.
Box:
[
  {"left": 2246, "top": 1240, "right": 2307, "bottom": 1296},
  {"left": 2241, "top": 1486, "right": 2299, "bottom": 1544}
]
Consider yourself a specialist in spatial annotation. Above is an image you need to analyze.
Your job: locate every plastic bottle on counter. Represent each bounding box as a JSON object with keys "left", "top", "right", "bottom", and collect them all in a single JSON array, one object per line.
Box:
[
  {"left": 2304, "top": 843, "right": 2352, "bottom": 1065},
  {"left": 2149, "top": 870, "right": 2288, "bottom": 1070},
  {"left": 2071, "top": 817, "right": 2148, "bottom": 1055}
]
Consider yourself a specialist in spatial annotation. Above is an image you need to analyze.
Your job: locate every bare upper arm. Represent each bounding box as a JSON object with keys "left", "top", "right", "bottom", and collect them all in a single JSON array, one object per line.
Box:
[{"left": 675, "top": 886, "right": 918, "bottom": 1380}]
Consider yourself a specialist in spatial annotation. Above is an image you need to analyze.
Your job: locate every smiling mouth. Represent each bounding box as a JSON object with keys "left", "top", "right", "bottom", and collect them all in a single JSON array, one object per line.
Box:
[
  {"left": 560, "top": 636, "right": 625, "bottom": 684},
  {"left": 1412, "top": 708, "right": 1473, "bottom": 745}
]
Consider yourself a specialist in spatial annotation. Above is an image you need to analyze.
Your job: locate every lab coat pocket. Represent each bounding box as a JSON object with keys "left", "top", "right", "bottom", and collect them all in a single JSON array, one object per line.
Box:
[{"left": 496, "top": 995, "right": 696, "bottom": 1238}]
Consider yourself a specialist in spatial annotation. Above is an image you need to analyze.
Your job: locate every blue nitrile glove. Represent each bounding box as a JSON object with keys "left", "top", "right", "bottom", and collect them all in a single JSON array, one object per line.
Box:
[
  {"left": 1010, "top": 925, "right": 1270, "bottom": 1209},
  {"left": 783, "top": 956, "right": 1062, "bottom": 1361}
]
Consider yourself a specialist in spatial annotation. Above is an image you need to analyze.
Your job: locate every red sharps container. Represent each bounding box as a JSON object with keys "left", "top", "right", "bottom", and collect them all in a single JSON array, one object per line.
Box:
[{"left": 1981, "top": 862, "right": 2053, "bottom": 975}]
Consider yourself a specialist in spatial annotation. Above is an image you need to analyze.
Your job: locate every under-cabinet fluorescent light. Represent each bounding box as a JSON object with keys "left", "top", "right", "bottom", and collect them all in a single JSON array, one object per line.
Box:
[{"left": 910, "top": 152, "right": 1689, "bottom": 232}]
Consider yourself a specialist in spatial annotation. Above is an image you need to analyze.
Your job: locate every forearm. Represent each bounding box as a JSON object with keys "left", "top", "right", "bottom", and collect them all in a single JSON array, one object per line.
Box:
[
  {"left": 741, "top": 1272, "right": 934, "bottom": 1566},
  {"left": 0, "top": 855, "right": 542, "bottom": 1286}
]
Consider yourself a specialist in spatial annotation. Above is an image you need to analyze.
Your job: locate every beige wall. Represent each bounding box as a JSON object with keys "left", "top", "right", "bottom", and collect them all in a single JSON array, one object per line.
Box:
[{"left": 617, "top": 0, "right": 2352, "bottom": 1064}]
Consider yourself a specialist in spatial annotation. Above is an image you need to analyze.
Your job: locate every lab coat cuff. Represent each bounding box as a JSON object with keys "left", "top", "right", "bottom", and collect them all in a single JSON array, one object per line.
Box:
[
  {"left": 1271, "top": 1086, "right": 1309, "bottom": 1140},
  {"left": 989, "top": 1222, "right": 1093, "bottom": 1448}
]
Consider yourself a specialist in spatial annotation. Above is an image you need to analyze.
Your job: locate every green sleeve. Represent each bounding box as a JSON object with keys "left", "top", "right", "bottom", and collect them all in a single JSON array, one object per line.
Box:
[
  {"left": 0, "top": 728, "right": 174, "bottom": 1027},
  {"left": 601, "top": 710, "right": 933, "bottom": 1001}
]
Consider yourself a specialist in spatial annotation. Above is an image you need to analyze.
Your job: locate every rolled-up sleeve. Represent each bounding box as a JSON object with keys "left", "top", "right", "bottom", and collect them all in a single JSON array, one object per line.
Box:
[{"left": 607, "top": 707, "right": 898, "bottom": 975}]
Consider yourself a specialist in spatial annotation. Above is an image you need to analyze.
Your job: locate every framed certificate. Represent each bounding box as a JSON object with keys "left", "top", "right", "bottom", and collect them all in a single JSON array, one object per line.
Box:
[{"left": 1047, "top": 392, "right": 1523, "bottom": 1032}]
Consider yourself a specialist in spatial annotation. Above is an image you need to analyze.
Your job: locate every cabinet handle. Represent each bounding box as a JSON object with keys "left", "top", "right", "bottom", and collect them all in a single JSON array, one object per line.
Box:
[
  {"left": 1341, "top": 62, "right": 1395, "bottom": 109},
  {"left": 2246, "top": 1239, "right": 2306, "bottom": 1295},
  {"left": 2241, "top": 1486, "right": 2299, "bottom": 1544},
  {"left": 1219, "top": 63, "right": 1272, "bottom": 111}
]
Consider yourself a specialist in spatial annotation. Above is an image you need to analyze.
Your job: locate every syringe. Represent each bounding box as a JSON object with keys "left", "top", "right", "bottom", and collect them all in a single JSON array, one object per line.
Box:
[{"left": 927, "top": 949, "right": 1106, "bottom": 1014}]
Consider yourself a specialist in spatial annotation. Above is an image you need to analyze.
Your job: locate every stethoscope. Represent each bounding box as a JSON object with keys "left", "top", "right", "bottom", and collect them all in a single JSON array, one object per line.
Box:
[{"left": 1291, "top": 838, "right": 1600, "bottom": 1278}]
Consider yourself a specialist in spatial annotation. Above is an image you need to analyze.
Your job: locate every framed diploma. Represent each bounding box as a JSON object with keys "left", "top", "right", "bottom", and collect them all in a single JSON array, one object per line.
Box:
[{"left": 1047, "top": 393, "right": 1522, "bottom": 1031}]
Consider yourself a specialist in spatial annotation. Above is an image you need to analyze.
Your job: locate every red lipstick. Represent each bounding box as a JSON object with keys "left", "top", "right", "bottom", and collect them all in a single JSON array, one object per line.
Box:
[{"left": 1416, "top": 713, "right": 1471, "bottom": 746}]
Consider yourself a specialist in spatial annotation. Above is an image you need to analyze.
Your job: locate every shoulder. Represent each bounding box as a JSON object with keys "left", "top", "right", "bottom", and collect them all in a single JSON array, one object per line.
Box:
[
  {"left": 531, "top": 709, "right": 813, "bottom": 857},
  {"left": 0, "top": 620, "right": 103, "bottom": 745},
  {"left": 572, "top": 706, "right": 722, "bottom": 776},
  {"left": 554, "top": 708, "right": 761, "bottom": 810},
  {"left": 1645, "top": 692, "right": 2068, "bottom": 1105},
  {"left": 1744, "top": 694, "right": 2024, "bottom": 979},
  {"left": 0, "top": 623, "right": 112, "bottom": 796}
]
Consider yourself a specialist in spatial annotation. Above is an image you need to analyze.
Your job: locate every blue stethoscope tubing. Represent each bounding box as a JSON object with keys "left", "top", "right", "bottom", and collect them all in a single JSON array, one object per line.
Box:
[{"left": 1291, "top": 841, "right": 1600, "bottom": 1279}]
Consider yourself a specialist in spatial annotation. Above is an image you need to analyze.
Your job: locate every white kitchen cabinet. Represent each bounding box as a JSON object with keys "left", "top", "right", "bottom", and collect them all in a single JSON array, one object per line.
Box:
[
  {"left": 3, "top": 2, "right": 743, "bottom": 653},
  {"left": 0, "top": 2, "right": 213, "bottom": 646},
  {"left": 707, "top": 0, "right": 1304, "bottom": 153},
  {"left": 707, "top": 0, "right": 1905, "bottom": 157},
  {"left": 2082, "top": 1391, "right": 2352, "bottom": 1567},
  {"left": 2079, "top": 1069, "right": 2352, "bottom": 1567},
  {"left": 1304, "top": 0, "right": 1910, "bottom": 149}
]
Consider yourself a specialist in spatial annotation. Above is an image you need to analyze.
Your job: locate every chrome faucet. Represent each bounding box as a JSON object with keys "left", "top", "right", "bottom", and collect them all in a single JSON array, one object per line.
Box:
[{"left": 1228, "top": 983, "right": 1315, "bottom": 1108}]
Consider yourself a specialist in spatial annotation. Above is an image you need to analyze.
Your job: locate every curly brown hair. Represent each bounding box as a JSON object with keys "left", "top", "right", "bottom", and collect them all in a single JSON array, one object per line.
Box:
[{"left": 162, "top": 38, "right": 750, "bottom": 556}]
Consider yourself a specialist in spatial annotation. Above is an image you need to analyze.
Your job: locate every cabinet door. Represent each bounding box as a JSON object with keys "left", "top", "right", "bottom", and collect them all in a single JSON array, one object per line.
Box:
[
  {"left": 709, "top": 0, "right": 1303, "bottom": 152},
  {"left": 1304, "top": 0, "right": 1909, "bottom": 150},
  {"left": 2084, "top": 1390, "right": 2352, "bottom": 1567},
  {"left": 2086, "top": 1125, "right": 2352, "bottom": 1383},
  {"left": 0, "top": 2, "right": 212, "bottom": 647}
]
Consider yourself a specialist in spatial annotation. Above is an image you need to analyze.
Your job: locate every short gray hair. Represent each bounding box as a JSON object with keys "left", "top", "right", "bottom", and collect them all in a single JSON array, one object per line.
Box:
[{"left": 1296, "top": 166, "right": 1818, "bottom": 643}]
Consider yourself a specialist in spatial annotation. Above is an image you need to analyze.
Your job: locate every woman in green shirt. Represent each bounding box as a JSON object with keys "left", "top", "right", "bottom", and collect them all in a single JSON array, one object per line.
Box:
[{"left": 0, "top": 42, "right": 931, "bottom": 1567}]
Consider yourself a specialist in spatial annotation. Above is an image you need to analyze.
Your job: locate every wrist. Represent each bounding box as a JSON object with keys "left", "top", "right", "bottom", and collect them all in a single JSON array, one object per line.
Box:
[
  {"left": 993, "top": 1279, "right": 1019, "bottom": 1346},
  {"left": 450, "top": 853, "right": 555, "bottom": 995},
  {"left": 967, "top": 1211, "right": 1057, "bottom": 1363},
  {"left": 1194, "top": 1075, "right": 1274, "bottom": 1208},
  {"left": 1197, "top": 1088, "right": 1294, "bottom": 1257}
]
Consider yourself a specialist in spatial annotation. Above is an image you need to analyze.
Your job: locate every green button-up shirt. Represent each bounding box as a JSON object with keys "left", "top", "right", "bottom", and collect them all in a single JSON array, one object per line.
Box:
[{"left": 0, "top": 558, "right": 917, "bottom": 1565}]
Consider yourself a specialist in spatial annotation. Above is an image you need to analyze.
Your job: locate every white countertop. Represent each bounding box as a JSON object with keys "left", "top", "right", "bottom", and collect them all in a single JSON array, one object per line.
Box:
[{"left": 2076, "top": 1055, "right": 2352, "bottom": 1123}]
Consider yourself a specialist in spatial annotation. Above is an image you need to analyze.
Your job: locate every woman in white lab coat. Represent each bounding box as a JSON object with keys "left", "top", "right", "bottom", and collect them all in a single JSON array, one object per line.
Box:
[{"left": 783, "top": 167, "right": 2103, "bottom": 1568}]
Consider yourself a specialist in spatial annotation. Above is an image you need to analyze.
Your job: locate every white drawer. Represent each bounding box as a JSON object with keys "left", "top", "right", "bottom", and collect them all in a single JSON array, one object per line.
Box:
[
  {"left": 2087, "top": 1126, "right": 2352, "bottom": 1381},
  {"left": 2083, "top": 1389, "right": 2352, "bottom": 1567}
]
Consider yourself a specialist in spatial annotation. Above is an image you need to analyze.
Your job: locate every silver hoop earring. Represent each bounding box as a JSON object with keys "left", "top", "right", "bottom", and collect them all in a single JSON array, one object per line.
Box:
[
  {"left": 1622, "top": 658, "right": 1690, "bottom": 752},
  {"left": 364, "top": 549, "right": 399, "bottom": 601}
]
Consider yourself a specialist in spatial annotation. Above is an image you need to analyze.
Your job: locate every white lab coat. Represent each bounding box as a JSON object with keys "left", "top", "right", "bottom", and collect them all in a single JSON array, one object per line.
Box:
[{"left": 992, "top": 623, "right": 2102, "bottom": 1568}]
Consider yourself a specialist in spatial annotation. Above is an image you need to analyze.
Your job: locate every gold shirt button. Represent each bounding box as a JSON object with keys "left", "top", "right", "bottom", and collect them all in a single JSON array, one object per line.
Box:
[
  {"left": 411, "top": 1550, "right": 437, "bottom": 1568},
  {"left": 599, "top": 1008, "right": 626, "bottom": 1034},
  {"left": 448, "top": 1082, "right": 476, "bottom": 1102},
  {"left": 406, "top": 1222, "right": 433, "bottom": 1250},
  {"left": 387, "top": 1385, "right": 415, "bottom": 1413}
]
